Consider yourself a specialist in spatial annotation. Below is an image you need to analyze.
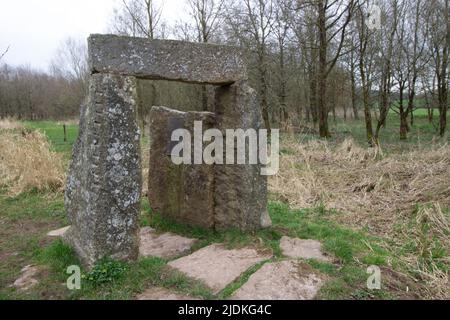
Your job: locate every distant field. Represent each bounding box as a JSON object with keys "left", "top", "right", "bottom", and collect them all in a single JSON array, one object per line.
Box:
[{"left": 24, "top": 121, "right": 79, "bottom": 156}]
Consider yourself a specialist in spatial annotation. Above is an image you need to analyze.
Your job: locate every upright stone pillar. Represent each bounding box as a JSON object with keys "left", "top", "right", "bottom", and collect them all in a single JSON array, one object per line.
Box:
[
  {"left": 148, "top": 106, "right": 216, "bottom": 229},
  {"left": 214, "top": 81, "right": 271, "bottom": 231},
  {"left": 65, "top": 74, "right": 142, "bottom": 267}
]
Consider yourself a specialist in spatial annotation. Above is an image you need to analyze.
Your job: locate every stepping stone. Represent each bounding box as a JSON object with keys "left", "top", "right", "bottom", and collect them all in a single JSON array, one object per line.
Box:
[
  {"left": 168, "top": 244, "right": 271, "bottom": 294},
  {"left": 280, "top": 237, "right": 331, "bottom": 262},
  {"left": 231, "top": 260, "right": 325, "bottom": 300},
  {"left": 137, "top": 287, "right": 201, "bottom": 300},
  {"left": 139, "top": 227, "right": 197, "bottom": 259},
  {"left": 11, "top": 265, "right": 40, "bottom": 291},
  {"left": 47, "top": 226, "right": 71, "bottom": 237}
]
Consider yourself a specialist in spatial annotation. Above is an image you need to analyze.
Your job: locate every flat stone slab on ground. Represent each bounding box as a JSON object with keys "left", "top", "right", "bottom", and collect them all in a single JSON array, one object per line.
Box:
[
  {"left": 137, "top": 287, "right": 201, "bottom": 300},
  {"left": 139, "top": 227, "right": 197, "bottom": 259},
  {"left": 11, "top": 265, "right": 40, "bottom": 291},
  {"left": 231, "top": 260, "right": 325, "bottom": 300},
  {"left": 280, "top": 237, "right": 331, "bottom": 262},
  {"left": 47, "top": 226, "right": 71, "bottom": 237},
  {"left": 168, "top": 244, "right": 271, "bottom": 294}
]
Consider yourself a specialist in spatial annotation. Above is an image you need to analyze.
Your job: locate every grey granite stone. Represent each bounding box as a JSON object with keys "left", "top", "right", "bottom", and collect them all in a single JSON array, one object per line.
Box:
[
  {"left": 65, "top": 73, "right": 141, "bottom": 267},
  {"left": 88, "top": 34, "right": 248, "bottom": 85}
]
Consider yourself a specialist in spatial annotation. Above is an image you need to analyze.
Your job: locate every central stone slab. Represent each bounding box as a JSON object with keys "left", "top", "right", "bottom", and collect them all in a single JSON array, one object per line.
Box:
[
  {"left": 168, "top": 244, "right": 271, "bottom": 294},
  {"left": 148, "top": 106, "right": 216, "bottom": 229}
]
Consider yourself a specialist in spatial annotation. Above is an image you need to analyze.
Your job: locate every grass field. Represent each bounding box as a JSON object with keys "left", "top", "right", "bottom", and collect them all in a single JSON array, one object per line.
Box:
[{"left": 0, "top": 114, "right": 448, "bottom": 300}]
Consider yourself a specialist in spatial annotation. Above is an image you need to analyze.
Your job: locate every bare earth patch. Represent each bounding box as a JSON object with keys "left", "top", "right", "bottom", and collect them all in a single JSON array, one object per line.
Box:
[
  {"left": 11, "top": 265, "right": 41, "bottom": 291},
  {"left": 231, "top": 260, "right": 325, "bottom": 300},
  {"left": 168, "top": 244, "right": 271, "bottom": 294},
  {"left": 139, "top": 227, "right": 197, "bottom": 259},
  {"left": 280, "top": 236, "right": 331, "bottom": 262}
]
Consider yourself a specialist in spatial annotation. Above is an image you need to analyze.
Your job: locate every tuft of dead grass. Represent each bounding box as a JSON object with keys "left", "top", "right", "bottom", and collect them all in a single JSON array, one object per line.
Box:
[
  {"left": 270, "top": 136, "right": 449, "bottom": 299},
  {"left": 402, "top": 203, "right": 449, "bottom": 299},
  {"left": 56, "top": 118, "right": 80, "bottom": 126},
  {"left": 0, "top": 130, "right": 66, "bottom": 196},
  {"left": 271, "top": 136, "right": 450, "bottom": 235},
  {"left": 0, "top": 117, "right": 24, "bottom": 130}
]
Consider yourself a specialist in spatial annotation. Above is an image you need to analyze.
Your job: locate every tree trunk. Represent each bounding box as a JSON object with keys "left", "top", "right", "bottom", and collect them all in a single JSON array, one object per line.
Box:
[
  {"left": 350, "top": 62, "right": 358, "bottom": 120},
  {"left": 399, "top": 89, "right": 408, "bottom": 140},
  {"left": 427, "top": 106, "right": 434, "bottom": 123},
  {"left": 317, "top": 0, "right": 330, "bottom": 138}
]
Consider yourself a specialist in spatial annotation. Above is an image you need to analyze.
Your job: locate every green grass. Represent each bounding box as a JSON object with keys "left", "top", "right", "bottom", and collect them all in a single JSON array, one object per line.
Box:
[
  {"left": 0, "top": 185, "right": 393, "bottom": 300},
  {"left": 24, "top": 121, "right": 79, "bottom": 156},
  {"left": 328, "top": 114, "right": 449, "bottom": 151}
]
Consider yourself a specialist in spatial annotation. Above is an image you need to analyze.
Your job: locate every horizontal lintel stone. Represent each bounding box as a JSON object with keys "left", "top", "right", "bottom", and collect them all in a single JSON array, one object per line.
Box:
[{"left": 88, "top": 34, "right": 248, "bottom": 85}]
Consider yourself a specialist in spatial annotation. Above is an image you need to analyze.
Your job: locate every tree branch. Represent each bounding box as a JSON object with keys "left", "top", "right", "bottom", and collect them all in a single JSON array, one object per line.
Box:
[{"left": 0, "top": 46, "right": 10, "bottom": 61}]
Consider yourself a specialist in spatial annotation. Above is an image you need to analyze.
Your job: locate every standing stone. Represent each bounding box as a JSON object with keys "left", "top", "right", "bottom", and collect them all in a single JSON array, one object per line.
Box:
[
  {"left": 148, "top": 106, "right": 215, "bottom": 229},
  {"left": 214, "top": 81, "right": 271, "bottom": 231},
  {"left": 65, "top": 73, "right": 142, "bottom": 267}
]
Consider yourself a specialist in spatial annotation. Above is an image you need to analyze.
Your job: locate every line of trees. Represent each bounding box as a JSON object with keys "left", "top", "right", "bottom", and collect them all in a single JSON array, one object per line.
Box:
[
  {"left": 0, "top": 0, "right": 448, "bottom": 142},
  {"left": 0, "top": 38, "right": 87, "bottom": 120}
]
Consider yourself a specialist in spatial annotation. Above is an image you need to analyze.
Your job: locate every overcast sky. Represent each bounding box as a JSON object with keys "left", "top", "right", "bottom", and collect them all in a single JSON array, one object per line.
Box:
[{"left": 0, "top": 0, "right": 187, "bottom": 71}]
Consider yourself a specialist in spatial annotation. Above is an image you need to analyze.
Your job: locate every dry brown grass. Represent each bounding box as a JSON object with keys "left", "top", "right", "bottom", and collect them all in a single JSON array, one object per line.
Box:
[
  {"left": 400, "top": 203, "right": 449, "bottom": 299},
  {"left": 270, "top": 137, "right": 449, "bottom": 234},
  {"left": 0, "top": 129, "right": 66, "bottom": 196},
  {"left": 56, "top": 118, "right": 80, "bottom": 126},
  {"left": 270, "top": 136, "right": 449, "bottom": 299},
  {"left": 0, "top": 117, "right": 24, "bottom": 130}
]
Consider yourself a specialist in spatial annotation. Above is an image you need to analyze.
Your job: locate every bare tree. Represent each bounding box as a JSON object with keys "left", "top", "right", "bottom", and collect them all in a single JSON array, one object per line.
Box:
[
  {"left": 306, "top": 0, "right": 357, "bottom": 138},
  {"left": 354, "top": 1, "right": 378, "bottom": 146},
  {"left": 274, "top": 0, "right": 291, "bottom": 128},
  {"left": 425, "top": 0, "right": 449, "bottom": 137},
  {"left": 185, "top": 0, "right": 226, "bottom": 111},
  {"left": 111, "top": 0, "right": 163, "bottom": 39},
  {"left": 374, "top": 0, "right": 401, "bottom": 142},
  {"left": 226, "top": 0, "right": 276, "bottom": 133},
  {"left": 188, "top": 0, "right": 226, "bottom": 42},
  {"left": 50, "top": 37, "right": 89, "bottom": 96}
]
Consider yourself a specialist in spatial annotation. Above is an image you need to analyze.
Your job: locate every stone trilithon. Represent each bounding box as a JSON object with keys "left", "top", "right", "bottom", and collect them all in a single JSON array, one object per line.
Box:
[{"left": 65, "top": 34, "right": 271, "bottom": 267}]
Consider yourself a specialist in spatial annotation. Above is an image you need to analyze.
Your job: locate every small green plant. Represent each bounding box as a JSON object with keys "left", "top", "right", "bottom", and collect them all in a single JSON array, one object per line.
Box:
[{"left": 83, "top": 259, "right": 128, "bottom": 285}]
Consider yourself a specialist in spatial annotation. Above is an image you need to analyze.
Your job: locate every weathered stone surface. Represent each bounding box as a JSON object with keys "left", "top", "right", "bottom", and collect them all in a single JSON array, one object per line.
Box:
[
  {"left": 137, "top": 287, "right": 201, "bottom": 300},
  {"left": 88, "top": 34, "right": 248, "bottom": 85},
  {"left": 139, "top": 227, "right": 197, "bottom": 259},
  {"left": 280, "top": 237, "right": 331, "bottom": 262},
  {"left": 148, "top": 106, "right": 215, "bottom": 229},
  {"left": 66, "top": 35, "right": 270, "bottom": 266},
  {"left": 47, "top": 226, "right": 71, "bottom": 237},
  {"left": 168, "top": 244, "right": 271, "bottom": 294},
  {"left": 65, "top": 73, "right": 141, "bottom": 267},
  {"left": 214, "top": 81, "right": 271, "bottom": 231},
  {"left": 11, "top": 265, "right": 40, "bottom": 291},
  {"left": 231, "top": 260, "right": 325, "bottom": 300}
]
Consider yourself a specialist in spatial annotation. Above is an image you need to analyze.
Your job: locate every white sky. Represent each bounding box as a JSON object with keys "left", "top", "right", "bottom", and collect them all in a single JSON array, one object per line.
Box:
[{"left": 0, "top": 0, "right": 188, "bottom": 71}]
